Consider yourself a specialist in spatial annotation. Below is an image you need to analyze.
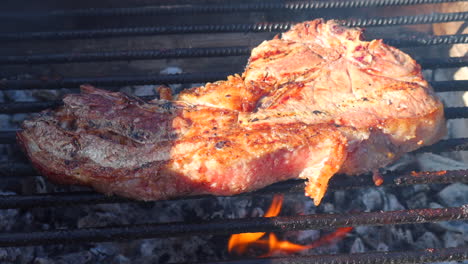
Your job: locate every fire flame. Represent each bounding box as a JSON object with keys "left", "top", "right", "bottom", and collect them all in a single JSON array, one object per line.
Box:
[
  {"left": 228, "top": 194, "right": 353, "bottom": 257},
  {"left": 228, "top": 194, "right": 284, "bottom": 255}
]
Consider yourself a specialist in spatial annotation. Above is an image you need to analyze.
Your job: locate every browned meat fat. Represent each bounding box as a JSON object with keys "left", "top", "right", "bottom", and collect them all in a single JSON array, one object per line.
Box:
[{"left": 18, "top": 19, "right": 446, "bottom": 205}]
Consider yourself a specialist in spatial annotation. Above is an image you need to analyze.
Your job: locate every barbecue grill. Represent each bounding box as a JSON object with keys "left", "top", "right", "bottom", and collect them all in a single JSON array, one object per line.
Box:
[{"left": 0, "top": 0, "right": 467, "bottom": 263}]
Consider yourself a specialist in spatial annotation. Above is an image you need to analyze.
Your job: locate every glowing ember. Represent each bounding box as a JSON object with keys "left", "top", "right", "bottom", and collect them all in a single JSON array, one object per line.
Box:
[{"left": 228, "top": 194, "right": 353, "bottom": 257}]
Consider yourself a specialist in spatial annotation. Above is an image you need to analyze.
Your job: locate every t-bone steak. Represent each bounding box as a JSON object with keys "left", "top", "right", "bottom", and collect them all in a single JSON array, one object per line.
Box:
[{"left": 18, "top": 19, "right": 446, "bottom": 205}]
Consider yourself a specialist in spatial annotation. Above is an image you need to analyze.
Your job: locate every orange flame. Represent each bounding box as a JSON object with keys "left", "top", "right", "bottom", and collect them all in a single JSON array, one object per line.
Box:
[
  {"left": 228, "top": 194, "right": 353, "bottom": 257},
  {"left": 228, "top": 194, "right": 284, "bottom": 255}
]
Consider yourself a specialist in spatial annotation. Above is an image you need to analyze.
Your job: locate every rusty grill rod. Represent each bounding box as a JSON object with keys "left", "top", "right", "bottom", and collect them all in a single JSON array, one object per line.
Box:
[
  {"left": 0, "top": 0, "right": 461, "bottom": 18},
  {"left": 1, "top": 13, "right": 466, "bottom": 41},
  {"left": 0, "top": 206, "right": 466, "bottom": 247},
  {"left": 1, "top": 44, "right": 467, "bottom": 65},
  {"left": 0, "top": 72, "right": 466, "bottom": 91},
  {"left": 202, "top": 246, "right": 468, "bottom": 264},
  {"left": 0, "top": 169, "right": 466, "bottom": 208}
]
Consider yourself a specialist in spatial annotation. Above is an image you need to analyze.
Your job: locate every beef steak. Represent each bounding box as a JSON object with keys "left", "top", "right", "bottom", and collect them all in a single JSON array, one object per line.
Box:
[{"left": 18, "top": 19, "right": 445, "bottom": 205}]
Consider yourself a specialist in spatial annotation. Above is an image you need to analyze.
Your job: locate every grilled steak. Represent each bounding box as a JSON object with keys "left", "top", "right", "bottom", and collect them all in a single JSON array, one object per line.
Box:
[{"left": 18, "top": 19, "right": 445, "bottom": 205}]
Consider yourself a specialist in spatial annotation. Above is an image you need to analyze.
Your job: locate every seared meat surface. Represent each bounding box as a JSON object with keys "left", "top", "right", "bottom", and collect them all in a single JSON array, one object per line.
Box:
[{"left": 18, "top": 19, "right": 445, "bottom": 205}]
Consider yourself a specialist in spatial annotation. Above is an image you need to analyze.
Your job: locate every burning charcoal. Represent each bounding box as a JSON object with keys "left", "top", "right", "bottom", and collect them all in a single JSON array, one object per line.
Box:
[
  {"left": 383, "top": 193, "right": 405, "bottom": 211},
  {"left": 154, "top": 201, "right": 185, "bottom": 223},
  {"left": 355, "top": 226, "right": 371, "bottom": 236},
  {"left": 361, "top": 188, "right": 384, "bottom": 212},
  {"left": 443, "top": 231, "right": 466, "bottom": 248},
  {"left": 406, "top": 192, "right": 429, "bottom": 209},
  {"left": 0, "top": 247, "right": 34, "bottom": 263},
  {"left": 437, "top": 183, "right": 468, "bottom": 207},
  {"left": 376, "top": 242, "right": 389, "bottom": 252},
  {"left": 298, "top": 198, "right": 316, "bottom": 215},
  {"left": 133, "top": 85, "right": 156, "bottom": 97},
  {"left": 355, "top": 226, "right": 383, "bottom": 250},
  {"left": 90, "top": 243, "right": 120, "bottom": 260},
  {"left": 112, "top": 255, "right": 131, "bottom": 264},
  {"left": 417, "top": 153, "right": 468, "bottom": 171},
  {"left": 390, "top": 227, "right": 414, "bottom": 247},
  {"left": 32, "top": 89, "right": 62, "bottom": 101},
  {"left": 78, "top": 211, "right": 129, "bottom": 228},
  {"left": 4, "top": 90, "right": 36, "bottom": 102},
  {"left": 33, "top": 257, "right": 52, "bottom": 264},
  {"left": 350, "top": 237, "right": 366, "bottom": 253},
  {"left": 0, "top": 114, "right": 9, "bottom": 129},
  {"left": 0, "top": 121, "right": 10, "bottom": 161},
  {"left": 322, "top": 202, "right": 335, "bottom": 213},
  {"left": 54, "top": 251, "right": 94, "bottom": 264},
  {"left": 12, "top": 113, "right": 29, "bottom": 127},
  {"left": 0, "top": 192, "right": 19, "bottom": 231},
  {"left": 21, "top": 176, "right": 48, "bottom": 195},
  {"left": 140, "top": 239, "right": 160, "bottom": 257},
  {"left": 222, "top": 197, "right": 252, "bottom": 219},
  {"left": 413, "top": 183, "right": 432, "bottom": 193},
  {"left": 433, "top": 220, "right": 468, "bottom": 242},
  {"left": 414, "top": 232, "right": 442, "bottom": 249},
  {"left": 139, "top": 237, "right": 215, "bottom": 263},
  {"left": 333, "top": 190, "right": 346, "bottom": 209},
  {"left": 294, "top": 229, "right": 321, "bottom": 244},
  {"left": 250, "top": 206, "right": 265, "bottom": 218}
]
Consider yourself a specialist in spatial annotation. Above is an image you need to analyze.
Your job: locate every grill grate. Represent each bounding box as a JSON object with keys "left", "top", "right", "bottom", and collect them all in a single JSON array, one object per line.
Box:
[
  {"left": 0, "top": 0, "right": 462, "bottom": 17},
  {"left": 0, "top": 169, "right": 466, "bottom": 209},
  {"left": 1, "top": 73, "right": 468, "bottom": 91},
  {"left": 1, "top": 48, "right": 468, "bottom": 66},
  {"left": 0, "top": 206, "right": 466, "bottom": 247},
  {"left": 1, "top": 12, "right": 467, "bottom": 41},
  {"left": 0, "top": 0, "right": 467, "bottom": 263},
  {"left": 206, "top": 246, "right": 468, "bottom": 264}
]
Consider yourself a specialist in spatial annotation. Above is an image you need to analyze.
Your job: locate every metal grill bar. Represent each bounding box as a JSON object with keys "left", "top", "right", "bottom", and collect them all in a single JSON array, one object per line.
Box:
[
  {"left": 345, "top": 11, "right": 468, "bottom": 27},
  {"left": 0, "top": 130, "right": 16, "bottom": 144},
  {"left": 416, "top": 137, "right": 468, "bottom": 153},
  {"left": 0, "top": 169, "right": 466, "bottom": 208},
  {"left": 0, "top": 101, "right": 60, "bottom": 114},
  {"left": 204, "top": 246, "right": 468, "bottom": 264},
  {"left": 385, "top": 34, "right": 468, "bottom": 47},
  {"left": 0, "top": 162, "right": 36, "bottom": 177},
  {"left": 1, "top": 73, "right": 466, "bottom": 91},
  {"left": 0, "top": 206, "right": 466, "bottom": 247},
  {"left": 1, "top": 13, "right": 466, "bottom": 41},
  {"left": 0, "top": 72, "right": 232, "bottom": 90},
  {"left": 432, "top": 80, "right": 468, "bottom": 92},
  {"left": 445, "top": 107, "right": 468, "bottom": 119},
  {"left": 419, "top": 56, "right": 468, "bottom": 69},
  {"left": 2, "top": 42, "right": 467, "bottom": 66},
  {"left": 0, "top": 47, "right": 251, "bottom": 65},
  {"left": 1, "top": 0, "right": 461, "bottom": 18}
]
